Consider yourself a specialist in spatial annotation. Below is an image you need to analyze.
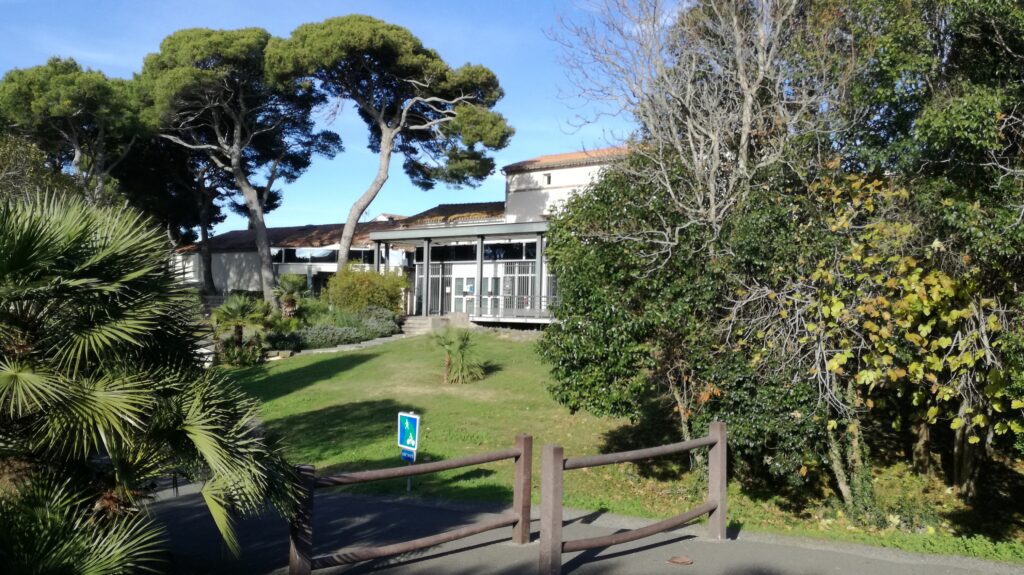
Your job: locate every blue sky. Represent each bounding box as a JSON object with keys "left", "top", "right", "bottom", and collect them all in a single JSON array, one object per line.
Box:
[{"left": 0, "top": 0, "right": 632, "bottom": 234}]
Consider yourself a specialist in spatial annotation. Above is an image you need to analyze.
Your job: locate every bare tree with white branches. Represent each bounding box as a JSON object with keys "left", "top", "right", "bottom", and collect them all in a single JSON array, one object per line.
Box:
[{"left": 556, "top": 0, "right": 852, "bottom": 260}]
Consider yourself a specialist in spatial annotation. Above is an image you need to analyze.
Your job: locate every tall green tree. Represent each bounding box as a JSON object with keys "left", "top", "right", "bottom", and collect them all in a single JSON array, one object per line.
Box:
[
  {"left": 0, "top": 57, "right": 141, "bottom": 204},
  {"left": 266, "top": 15, "right": 513, "bottom": 269},
  {"left": 0, "top": 133, "right": 76, "bottom": 202},
  {"left": 114, "top": 137, "right": 242, "bottom": 293},
  {"left": 543, "top": 0, "right": 1024, "bottom": 515},
  {"left": 140, "top": 28, "right": 342, "bottom": 304}
]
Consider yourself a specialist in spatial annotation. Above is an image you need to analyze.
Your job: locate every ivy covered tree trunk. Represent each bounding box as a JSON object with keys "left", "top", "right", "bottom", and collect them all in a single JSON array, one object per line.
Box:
[
  {"left": 952, "top": 401, "right": 980, "bottom": 499},
  {"left": 912, "top": 421, "right": 931, "bottom": 475}
]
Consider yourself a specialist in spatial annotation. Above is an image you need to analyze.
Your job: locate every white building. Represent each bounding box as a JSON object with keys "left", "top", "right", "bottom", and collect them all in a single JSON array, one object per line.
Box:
[
  {"left": 370, "top": 147, "right": 623, "bottom": 324},
  {"left": 174, "top": 146, "right": 623, "bottom": 323},
  {"left": 174, "top": 218, "right": 412, "bottom": 295}
]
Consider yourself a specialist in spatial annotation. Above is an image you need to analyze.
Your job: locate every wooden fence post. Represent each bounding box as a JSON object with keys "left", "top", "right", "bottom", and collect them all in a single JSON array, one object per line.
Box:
[
  {"left": 513, "top": 434, "right": 533, "bottom": 544},
  {"left": 707, "top": 422, "right": 727, "bottom": 540},
  {"left": 538, "top": 444, "right": 564, "bottom": 575},
  {"left": 289, "top": 464, "right": 316, "bottom": 575}
]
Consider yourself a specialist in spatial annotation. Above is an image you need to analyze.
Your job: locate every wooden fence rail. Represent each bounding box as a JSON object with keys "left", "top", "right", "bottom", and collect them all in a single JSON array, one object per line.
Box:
[
  {"left": 288, "top": 434, "right": 533, "bottom": 575},
  {"left": 538, "top": 422, "right": 727, "bottom": 575}
]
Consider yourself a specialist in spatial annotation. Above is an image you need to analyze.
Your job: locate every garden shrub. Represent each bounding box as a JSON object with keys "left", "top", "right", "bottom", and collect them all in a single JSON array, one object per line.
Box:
[
  {"left": 358, "top": 305, "right": 402, "bottom": 338},
  {"left": 217, "top": 337, "right": 265, "bottom": 366},
  {"left": 295, "top": 325, "right": 364, "bottom": 349},
  {"left": 265, "top": 330, "right": 302, "bottom": 352},
  {"left": 323, "top": 267, "right": 406, "bottom": 314},
  {"left": 297, "top": 296, "right": 362, "bottom": 329}
]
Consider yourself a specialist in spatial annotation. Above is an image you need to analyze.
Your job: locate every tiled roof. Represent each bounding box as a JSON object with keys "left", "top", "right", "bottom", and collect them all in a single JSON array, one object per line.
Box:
[
  {"left": 176, "top": 219, "right": 403, "bottom": 253},
  {"left": 502, "top": 146, "right": 625, "bottom": 174},
  {"left": 398, "top": 201, "right": 506, "bottom": 228}
]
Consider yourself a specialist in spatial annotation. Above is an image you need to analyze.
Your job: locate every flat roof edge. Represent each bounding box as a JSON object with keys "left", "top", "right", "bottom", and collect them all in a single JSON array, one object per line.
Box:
[{"left": 369, "top": 221, "right": 549, "bottom": 241}]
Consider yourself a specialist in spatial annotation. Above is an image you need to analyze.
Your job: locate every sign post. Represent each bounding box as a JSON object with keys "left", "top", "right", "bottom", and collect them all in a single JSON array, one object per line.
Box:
[{"left": 397, "top": 411, "right": 420, "bottom": 492}]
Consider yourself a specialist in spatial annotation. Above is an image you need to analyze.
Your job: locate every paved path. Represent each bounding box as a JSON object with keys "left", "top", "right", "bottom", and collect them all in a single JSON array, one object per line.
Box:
[{"left": 148, "top": 487, "right": 1019, "bottom": 574}]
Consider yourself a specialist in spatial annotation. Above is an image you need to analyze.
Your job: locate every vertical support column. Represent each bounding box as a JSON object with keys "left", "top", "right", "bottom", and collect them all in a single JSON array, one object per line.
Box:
[
  {"left": 539, "top": 444, "right": 564, "bottom": 575},
  {"left": 422, "top": 239, "right": 432, "bottom": 317},
  {"left": 513, "top": 434, "right": 533, "bottom": 544},
  {"left": 707, "top": 421, "right": 728, "bottom": 540},
  {"left": 373, "top": 241, "right": 381, "bottom": 273},
  {"left": 384, "top": 243, "right": 391, "bottom": 272},
  {"left": 535, "top": 233, "right": 544, "bottom": 313},
  {"left": 289, "top": 464, "right": 316, "bottom": 575},
  {"left": 475, "top": 236, "right": 484, "bottom": 316}
]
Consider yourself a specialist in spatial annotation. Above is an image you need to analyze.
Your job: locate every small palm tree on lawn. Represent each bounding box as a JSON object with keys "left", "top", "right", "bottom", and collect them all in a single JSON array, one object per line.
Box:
[
  {"left": 431, "top": 329, "right": 484, "bottom": 384},
  {"left": 211, "top": 293, "right": 272, "bottom": 345},
  {"left": 274, "top": 273, "right": 308, "bottom": 318}
]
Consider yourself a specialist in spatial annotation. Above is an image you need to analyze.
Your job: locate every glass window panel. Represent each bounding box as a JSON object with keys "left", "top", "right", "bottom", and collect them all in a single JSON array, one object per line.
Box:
[
  {"left": 485, "top": 243, "right": 524, "bottom": 261},
  {"left": 308, "top": 249, "right": 337, "bottom": 263},
  {"left": 455, "top": 278, "right": 464, "bottom": 294},
  {"left": 283, "top": 249, "right": 304, "bottom": 263},
  {"left": 525, "top": 241, "right": 537, "bottom": 260}
]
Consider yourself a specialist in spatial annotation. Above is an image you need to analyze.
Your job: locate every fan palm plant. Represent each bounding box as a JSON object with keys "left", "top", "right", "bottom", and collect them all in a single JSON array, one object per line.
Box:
[
  {"left": 273, "top": 273, "right": 308, "bottom": 318},
  {"left": 0, "top": 196, "right": 295, "bottom": 570},
  {"left": 431, "top": 329, "right": 485, "bottom": 384},
  {"left": 211, "top": 293, "right": 272, "bottom": 345}
]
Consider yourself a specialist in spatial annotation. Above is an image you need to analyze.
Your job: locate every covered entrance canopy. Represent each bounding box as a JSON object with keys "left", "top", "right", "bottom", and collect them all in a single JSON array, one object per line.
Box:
[{"left": 369, "top": 221, "right": 556, "bottom": 323}]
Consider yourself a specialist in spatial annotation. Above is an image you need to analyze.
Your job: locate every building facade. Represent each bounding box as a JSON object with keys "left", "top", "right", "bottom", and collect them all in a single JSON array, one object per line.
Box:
[
  {"left": 370, "top": 147, "right": 623, "bottom": 324},
  {"left": 173, "top": 147, "right": 622, "bottom": 323}
]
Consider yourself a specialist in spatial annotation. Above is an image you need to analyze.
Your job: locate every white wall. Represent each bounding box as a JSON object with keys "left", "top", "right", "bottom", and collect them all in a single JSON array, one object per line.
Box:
[
  {"left": 505, "top": 164, "right": 606, "bottom": 222},
  {"left": 212, "top": 252, "right": 263, "bottom": 293},
  {"left": 181, "top": 248, "right": 411, "bottom": 294},
  {"left": 171, "top": 253, "right": 200, "bottom": 285}
]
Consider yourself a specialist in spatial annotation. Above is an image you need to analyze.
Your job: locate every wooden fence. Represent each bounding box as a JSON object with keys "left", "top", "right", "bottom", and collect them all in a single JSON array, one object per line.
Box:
[
  {"left": 537, "top": 421, "right": 727, "bottom": 575},
  {"left": 288, "top": 434, "right": 533, "bottom": 575}
]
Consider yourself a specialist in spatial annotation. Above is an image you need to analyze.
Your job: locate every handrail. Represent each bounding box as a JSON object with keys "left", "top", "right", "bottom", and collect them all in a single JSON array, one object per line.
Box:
[
  {"left": 288, "top": 434, "right": 533, "bottom": 575},
  {"left": 561, "top": 501, "right": 717, "bottom": 552},
  {"left": 563, "top": 436, "right": 716, "bottom": 470},
  {"left": 312, "top": 513, "right": 519, "bottom": 568},
  {"left": 315, "top": 448, "right": 521, "bottom": 487},
  {"left": 538, "top": 422, "right": 727, "bottom": 575}
]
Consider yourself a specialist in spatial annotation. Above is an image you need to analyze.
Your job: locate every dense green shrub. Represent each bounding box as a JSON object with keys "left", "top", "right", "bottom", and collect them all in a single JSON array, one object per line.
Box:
[
  {"left": 295, "top": 325, "right": 364, "bottom": 349},
  {"left": 358, "top": 305, "right": 402, "bottom": 338},
  {"left": 217, "top": 337, "right": 265, "bottom": 366},
  {"left": 266, "top": 330, "right": 302, "bottom": 352},
  {"left": 323, "top": 268, "right": 406, "bottom": 314},
  {"left": 296, "top": 296, "right": 362, "bottom": 329}
]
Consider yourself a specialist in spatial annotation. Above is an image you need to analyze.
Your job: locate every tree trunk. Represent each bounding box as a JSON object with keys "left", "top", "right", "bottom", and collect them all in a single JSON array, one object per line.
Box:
[
  {"left": 231, "top": 159, "right": 277, "bottom": 305},
  {"left": 912, "top": 421, "right": 931, "bottom": 475},
  {"left": 198, "top": 194, "right": 217, "bottom": 294},
  {"left": 952, "top": 402, "right": 980, "bottom": 499},
  {"left": 669, "top": 380, "right": 705, "bottom": 468},
  {"left": 827, "top": 431, "right": 854, "bottom": 507},
  {"left": 337, "top": 129, "right": 395, "bottom": 270}
]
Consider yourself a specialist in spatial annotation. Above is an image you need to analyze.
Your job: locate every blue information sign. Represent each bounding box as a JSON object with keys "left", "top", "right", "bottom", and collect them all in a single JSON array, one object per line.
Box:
[
  {"left": 400, "top": 448, "right": 416, "bottom": 463},
  {"left": 397, "top": 411, "right": 420, "bottom": 451}
]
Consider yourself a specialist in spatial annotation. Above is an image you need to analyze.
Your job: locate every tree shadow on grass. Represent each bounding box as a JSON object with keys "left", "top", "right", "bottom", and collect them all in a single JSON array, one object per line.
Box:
[
  {"left": 941, "top": 458, "right": 1024, "bottom": 542},
  {"left": 230, "top": 352, "right": 377, "bottom": 403}
]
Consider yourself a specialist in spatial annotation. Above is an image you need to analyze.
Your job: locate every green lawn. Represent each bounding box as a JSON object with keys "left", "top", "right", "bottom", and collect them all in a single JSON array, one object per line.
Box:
[{"left": 230, "top": 332, "right": 1024, "bottom": 564}]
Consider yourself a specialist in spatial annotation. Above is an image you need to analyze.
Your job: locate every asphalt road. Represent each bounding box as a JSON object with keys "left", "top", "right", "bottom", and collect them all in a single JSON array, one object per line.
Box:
[{"left": 148, "top": 486, "right": 1021, "bottom": 574}]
